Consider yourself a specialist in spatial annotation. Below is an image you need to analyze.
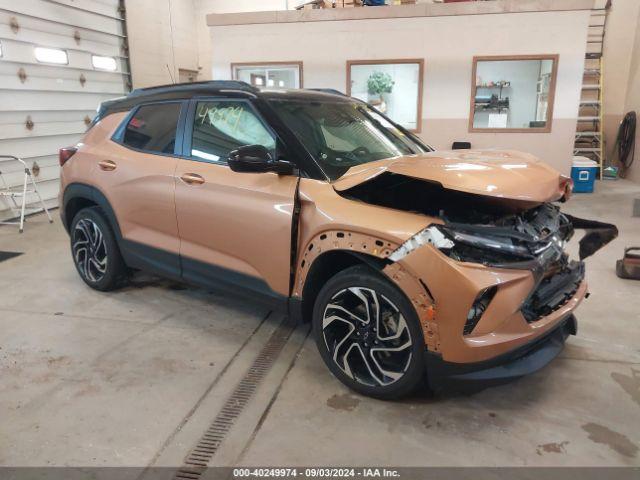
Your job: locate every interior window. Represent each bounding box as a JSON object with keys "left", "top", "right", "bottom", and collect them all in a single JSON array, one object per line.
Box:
[
  {"left": 122, "top": 103, "right": 181, "bottom": 154},
  {"left": 191, "top": 101, "right": 276, "bottom": 162},
  {"left": 470, "top": 56, "right": 558, "bottom": 131}
]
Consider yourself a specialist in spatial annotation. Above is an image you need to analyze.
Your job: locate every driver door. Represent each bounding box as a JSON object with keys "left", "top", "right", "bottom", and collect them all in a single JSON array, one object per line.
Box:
[{"left": 174, "top": 98, "right": 298, "bottom": 301}]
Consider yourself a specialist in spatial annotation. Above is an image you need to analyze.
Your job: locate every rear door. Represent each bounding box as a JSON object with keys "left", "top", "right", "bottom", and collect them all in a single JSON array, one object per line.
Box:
[
  {"left": 174, "top": 98, "right": 298, "bottom": 301},
  {"left": 105, "top": 101, "right": 184, "bottom": 277}
]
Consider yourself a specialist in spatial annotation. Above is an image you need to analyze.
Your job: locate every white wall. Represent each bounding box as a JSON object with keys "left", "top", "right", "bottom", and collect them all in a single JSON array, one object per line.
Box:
[
  {"left": 125, "top": 0, "right": 199, "bottom": 87},
  {"left": 209, "top": 10, "right": 590, "bottom": 173},
  {"left": 194, "top": 0, "right": 291, "bottom": 87},
  {"left": 621, "top": 4, "right": 640, "bottom": 183},
  {"left": 602, "top": 0, "right": 640, "bottom": 163}
]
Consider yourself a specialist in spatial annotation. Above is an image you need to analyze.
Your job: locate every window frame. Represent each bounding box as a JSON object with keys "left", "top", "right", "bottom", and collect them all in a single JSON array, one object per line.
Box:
[
  {"left": 34, "top": 46, "right": 69, "bottom": 65},
  {"left": 468, "top": 54, "right": 559, "bottom": 134},
  {"left": 231, "top": 61, "right": 304, "bottom": 89},
  {"left": 181, "top": 97, "right": 280, "bottom": 166},
  {"left": 92, "top": 54, "right": 118, "bottom": 72},
  {"left": 112, "top": 100, "right": 188, "bottom": 157},
  {"left": 346, "top": 58, "right": 425, "bottom": 133}
]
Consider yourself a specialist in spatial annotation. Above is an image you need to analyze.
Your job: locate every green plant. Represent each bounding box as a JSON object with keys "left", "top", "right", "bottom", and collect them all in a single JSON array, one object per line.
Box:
[{"left": 367, "top": 71, "right": 394, "bottom": 96}]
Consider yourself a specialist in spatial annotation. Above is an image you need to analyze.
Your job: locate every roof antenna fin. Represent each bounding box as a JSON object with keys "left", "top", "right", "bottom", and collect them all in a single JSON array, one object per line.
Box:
[{"left": 166, "top": 64, "right": 176, "bottom": 84}]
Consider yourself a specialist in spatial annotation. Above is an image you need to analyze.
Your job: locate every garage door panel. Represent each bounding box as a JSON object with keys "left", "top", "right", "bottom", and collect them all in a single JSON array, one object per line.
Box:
[
  {"left": 0, "top": 182, "right": 59, "bottom": 213},
  {"left": 0, "top": 56, "right": 131, "bottom": 77},
  {"left": 0, "top": 62, "right": 129, "bottom": 84},
  {"left": 0, "top": 1, "right": 129, "bottom": 221},
  {"left": 0, "top": 110, "right": 97, "bottom": 125},
  {"left": 0, "top": 26, "right": 126, "bottom": 57},
  {"left": 0, "top": 11, "right": 124, "bottom": 45},
  {"left": 1, "top": 41, "right": 127, "bottom": 73},
  {"left": 1, "top": 90, "right": 122, "bottom": 112},
  {"left": 0, "top": 133, "right": 85, "bottom": 158},
  {"left": 46, "top": 0, "right": 122, "bottom": 19},
  {"left": 0, "top": 0, "right": 125, "bottom": 36},
  {"left": 0, "top": 121, "right": 87, "bottom": 141},
  {"left": 0, "top": 162, "right": 60, "bottom": 190},
  {"left": 0, "top": 154, "right": 59, "bottom": 178},
  {"left": 0, "top": 75, "right": 127, "bottom": 95}
]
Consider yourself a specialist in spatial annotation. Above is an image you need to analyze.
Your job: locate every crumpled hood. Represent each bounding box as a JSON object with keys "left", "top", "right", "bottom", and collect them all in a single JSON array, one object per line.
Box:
[{"left": 332, "top": 150, "right": 567, "bottom": 203}]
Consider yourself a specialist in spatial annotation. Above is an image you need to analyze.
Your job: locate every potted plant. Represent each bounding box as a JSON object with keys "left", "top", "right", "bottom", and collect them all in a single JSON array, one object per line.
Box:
[{"left": 367, "top": 71, "right": 394, "bottom": 113}]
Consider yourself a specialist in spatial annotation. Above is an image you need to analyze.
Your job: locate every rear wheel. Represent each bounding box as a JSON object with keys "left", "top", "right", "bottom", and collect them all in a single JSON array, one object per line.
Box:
[
  {"left": 312, "top": 265, "right": 426, "bottom": 399},
  {"left": 70, "top": 207, "right": 127, "bottom": 291}
]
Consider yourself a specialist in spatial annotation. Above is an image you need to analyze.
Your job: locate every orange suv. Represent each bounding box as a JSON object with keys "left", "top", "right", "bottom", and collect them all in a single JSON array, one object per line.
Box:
[{"left": 59, "top": 81, "right": 617, "bottom": 398}]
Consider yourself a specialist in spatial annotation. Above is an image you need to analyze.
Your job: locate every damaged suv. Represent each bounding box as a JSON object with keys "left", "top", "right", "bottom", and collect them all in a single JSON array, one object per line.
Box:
[{"left": 59, "top": 81, "right": 617, "bottom": 398}]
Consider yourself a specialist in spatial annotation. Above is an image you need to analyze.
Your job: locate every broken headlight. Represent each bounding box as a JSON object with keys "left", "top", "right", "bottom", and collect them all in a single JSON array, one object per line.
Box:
[
  {"left": 387, "top": 225, "right": 454, "bottom": 262},
  {"left": 388, "top": 224, "right": 540, "bottom": 265}
]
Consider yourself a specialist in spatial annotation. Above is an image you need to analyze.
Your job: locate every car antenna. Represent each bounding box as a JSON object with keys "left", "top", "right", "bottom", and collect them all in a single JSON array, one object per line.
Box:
[{"left": 166, "top": 64, "right": 176, "bottom": 84}]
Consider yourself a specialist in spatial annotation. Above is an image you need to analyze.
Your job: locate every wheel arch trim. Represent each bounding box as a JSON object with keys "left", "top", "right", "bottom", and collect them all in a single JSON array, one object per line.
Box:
[{"left": 62, "top": 183, "right": 122, "bottom": 241}]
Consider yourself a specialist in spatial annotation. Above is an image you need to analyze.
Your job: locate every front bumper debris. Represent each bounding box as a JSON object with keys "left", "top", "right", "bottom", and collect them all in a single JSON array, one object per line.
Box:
[{"left": 521, "top": 261, "right": 585, "bottom": 322}]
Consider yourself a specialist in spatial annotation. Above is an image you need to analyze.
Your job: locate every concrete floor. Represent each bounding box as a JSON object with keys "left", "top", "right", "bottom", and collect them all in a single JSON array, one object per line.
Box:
[{"left": 0, "top": 180, "right": 639, "bottom": 468}]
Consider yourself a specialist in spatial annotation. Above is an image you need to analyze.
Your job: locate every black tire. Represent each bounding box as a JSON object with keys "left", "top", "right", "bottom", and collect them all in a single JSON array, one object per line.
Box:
[
  {"left": 312, "top": 265, "right": 426, "bottom": 400},
  {"left": 70, "top": 206, "right": 127, "bottom": 291}
]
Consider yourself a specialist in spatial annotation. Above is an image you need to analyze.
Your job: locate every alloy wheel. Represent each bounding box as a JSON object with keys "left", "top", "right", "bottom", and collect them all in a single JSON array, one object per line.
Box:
[
  {"left": 322, "top": 287, "right": 413, "bottom": 387},
  {"left": 72, "top": 218, "right": 108, "bottom": 283}
]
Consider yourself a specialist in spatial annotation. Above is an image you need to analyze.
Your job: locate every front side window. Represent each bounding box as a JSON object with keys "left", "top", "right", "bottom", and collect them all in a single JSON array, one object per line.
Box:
[
  {"left": 190, "top": 101, "right": 276, "bottom": 162},
  {"left": 122, "top": 103, "right": 181, "bottom": 154},
  {"left": 268, "top": 99, "right": 429, "bottom": 180}
]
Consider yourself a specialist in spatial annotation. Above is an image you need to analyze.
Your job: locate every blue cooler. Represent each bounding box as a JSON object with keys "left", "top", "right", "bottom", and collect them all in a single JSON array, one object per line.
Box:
[{"left": 571, "top": 157, "right": 598, "bottom": 193}]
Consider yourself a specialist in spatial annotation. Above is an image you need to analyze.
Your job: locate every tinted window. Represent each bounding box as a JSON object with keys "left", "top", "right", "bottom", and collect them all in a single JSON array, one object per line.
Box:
[
  {"left": 191, "top": 101, "right": 275, "bottom": 162},
  {"left": 122, "top": 103, "right": 181, "bottom": 154}
]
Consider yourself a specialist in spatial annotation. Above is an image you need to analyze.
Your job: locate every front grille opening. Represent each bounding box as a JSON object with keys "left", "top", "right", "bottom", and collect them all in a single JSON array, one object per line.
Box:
[
  {"left": 521, "top": 261, "right": 585, "bottom": 323},
  {"left": 464, "top": 286, "right": 497, "bottom": 335}
]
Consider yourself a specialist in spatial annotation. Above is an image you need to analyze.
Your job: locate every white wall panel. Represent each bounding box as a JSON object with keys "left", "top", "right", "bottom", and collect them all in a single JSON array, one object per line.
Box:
[
  {"left": 0, "top": 0, "right": 130, "bottom": 221},
  {"left": 0, "top": 0, "right": 125, "bottom": 36}
]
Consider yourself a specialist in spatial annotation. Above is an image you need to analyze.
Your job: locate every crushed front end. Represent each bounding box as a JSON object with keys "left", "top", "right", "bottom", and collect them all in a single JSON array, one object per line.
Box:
[
  {"left": 334, "top": 155, "right": 618, "bottom": 388},
  {"left": 384, "top": 198, "right": 617, "bottom": 388}
]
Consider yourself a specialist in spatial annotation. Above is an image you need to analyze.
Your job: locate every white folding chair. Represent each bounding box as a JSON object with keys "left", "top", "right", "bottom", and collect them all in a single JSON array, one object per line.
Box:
[{"left": 0, "top": 155, "right": 53, "bottom": 233}]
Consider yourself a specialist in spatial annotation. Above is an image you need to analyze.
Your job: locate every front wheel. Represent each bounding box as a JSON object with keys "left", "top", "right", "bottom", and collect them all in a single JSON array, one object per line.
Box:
[{"left": 312, "top": 265, "right": 426, "bottom": 399}]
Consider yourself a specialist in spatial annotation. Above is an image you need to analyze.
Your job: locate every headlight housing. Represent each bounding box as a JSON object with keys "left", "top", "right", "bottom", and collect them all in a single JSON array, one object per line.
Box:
[{"left": 389, "top": 224, "right": 564, "bottom": 266}]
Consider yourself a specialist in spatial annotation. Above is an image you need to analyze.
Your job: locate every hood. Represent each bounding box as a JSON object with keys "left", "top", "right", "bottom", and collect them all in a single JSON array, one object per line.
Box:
[{"left": 332, "top": 150, "right": 567, "bottom": 203}]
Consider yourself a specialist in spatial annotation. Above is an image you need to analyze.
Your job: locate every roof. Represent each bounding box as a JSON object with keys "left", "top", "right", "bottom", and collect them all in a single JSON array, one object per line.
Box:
[{"left": 98, "top": 81, "right": 351, "bottom": 118}]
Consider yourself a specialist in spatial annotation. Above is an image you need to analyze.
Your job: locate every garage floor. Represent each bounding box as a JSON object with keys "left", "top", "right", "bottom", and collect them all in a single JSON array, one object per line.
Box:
[{"left": 1, "top": 180, "right": 639, "bottom": 469}]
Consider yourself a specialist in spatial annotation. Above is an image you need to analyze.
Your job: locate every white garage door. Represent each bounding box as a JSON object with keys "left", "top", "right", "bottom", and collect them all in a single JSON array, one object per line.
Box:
[{"left": 0, "top": 0, "right": 130, "bottom": 221}]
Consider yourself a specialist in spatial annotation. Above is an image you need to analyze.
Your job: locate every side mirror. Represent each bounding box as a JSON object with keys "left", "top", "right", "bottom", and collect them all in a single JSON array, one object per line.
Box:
[{"left": 228, "top": 144, "right": 294, "bottom": 175}]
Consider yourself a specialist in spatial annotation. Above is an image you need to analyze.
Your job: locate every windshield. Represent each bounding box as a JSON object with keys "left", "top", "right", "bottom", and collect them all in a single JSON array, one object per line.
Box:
[{"left": 267, "top": 98, "right": 430, "bottom": 180}]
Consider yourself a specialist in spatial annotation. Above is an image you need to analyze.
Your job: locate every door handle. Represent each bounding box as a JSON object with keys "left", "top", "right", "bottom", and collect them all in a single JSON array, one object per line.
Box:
[
  {"left": 98, "top": 160, "right": 117, "bottom": 171},
  {"left": 180, "top": 173, "right": 205, "bottom": 185}
]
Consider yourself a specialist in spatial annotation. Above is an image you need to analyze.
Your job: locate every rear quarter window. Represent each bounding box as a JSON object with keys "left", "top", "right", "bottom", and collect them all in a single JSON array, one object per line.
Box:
[{"left": 122, "top": 103, "right": 181, "bottom": 154}]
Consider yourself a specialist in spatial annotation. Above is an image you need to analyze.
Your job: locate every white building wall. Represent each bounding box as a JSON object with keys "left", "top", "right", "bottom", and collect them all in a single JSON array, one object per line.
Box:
[{"left": 208, "top": 9, "right": 591, "bottom": 173}]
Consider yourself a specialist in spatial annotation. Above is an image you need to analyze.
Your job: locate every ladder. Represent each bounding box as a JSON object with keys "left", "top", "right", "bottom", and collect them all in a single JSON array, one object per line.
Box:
[
  {"left": 0, "top": 155, "right": 53, "bottom": 233},
  {"left": 573, "top": 1, "right": 611, "bottom": 179}
]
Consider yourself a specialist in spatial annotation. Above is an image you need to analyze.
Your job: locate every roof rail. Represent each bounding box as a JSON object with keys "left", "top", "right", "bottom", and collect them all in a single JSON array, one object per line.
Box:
[
  {"left": 129, "top": 80, "right": 259, "bottom": 97},
  {"left": 305, "top": 88, "right": 348, "bottom": 96}
]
